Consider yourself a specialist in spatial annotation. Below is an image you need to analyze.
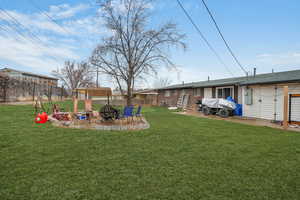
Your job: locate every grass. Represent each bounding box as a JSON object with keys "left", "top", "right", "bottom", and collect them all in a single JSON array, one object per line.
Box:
[{"left": 0, "top": 101, "right": 300, "bottom": 200}]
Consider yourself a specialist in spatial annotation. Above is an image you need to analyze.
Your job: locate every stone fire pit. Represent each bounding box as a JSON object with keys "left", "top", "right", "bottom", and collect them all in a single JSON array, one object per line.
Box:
[{"left": 49, "top": 112, "right": 150, "bottom": 131}]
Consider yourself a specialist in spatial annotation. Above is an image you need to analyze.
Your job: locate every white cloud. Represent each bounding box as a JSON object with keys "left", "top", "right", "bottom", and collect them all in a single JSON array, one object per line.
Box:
[
  {"left": 100, "top": 0, "right": 153, "bottom": 15},
  {"left": 0, "top": 34, "right": 79, "bottom": 71},
  {"left": 0, "top": 5, "right": 101, "bottom": 37},
  {"left": 47, "top": 4, "right": 90, "bottom": 20},
  {"left": 0, "top": 3, "right": 103, "bottom": 72},
  {"left": 256, "top": 52, "right": 300, "bottom": 66}
]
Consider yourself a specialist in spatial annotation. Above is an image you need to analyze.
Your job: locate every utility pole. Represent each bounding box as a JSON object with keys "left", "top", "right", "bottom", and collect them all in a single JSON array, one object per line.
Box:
[{"left": 32, "top": 81, "right": 36, "bottom": 101}]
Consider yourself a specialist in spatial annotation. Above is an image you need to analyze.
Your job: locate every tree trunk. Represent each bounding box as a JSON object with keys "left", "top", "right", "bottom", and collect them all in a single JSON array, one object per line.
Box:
[
  {"left": 126, "top": 79, "right": 132, "bottom": 106},
  {"left": 126, "top": 86, "right": 132, "bottom": 106}
]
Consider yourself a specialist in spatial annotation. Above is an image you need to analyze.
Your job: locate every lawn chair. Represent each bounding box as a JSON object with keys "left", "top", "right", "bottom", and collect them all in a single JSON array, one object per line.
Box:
[
  {"left": 135, "top": 105, "right": 143, "bottom": 122},
  {"left": 120, "top": 106, "right": 134, "bottom": 124}
]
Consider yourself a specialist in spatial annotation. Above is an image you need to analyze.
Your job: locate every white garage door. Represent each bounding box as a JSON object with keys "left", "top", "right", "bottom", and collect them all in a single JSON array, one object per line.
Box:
[
  {"left": 260, "top": 86, "right": 276, "bottom": 120},
  {"left": 290, "top": 95, "right": 300, "bottom": 122}
]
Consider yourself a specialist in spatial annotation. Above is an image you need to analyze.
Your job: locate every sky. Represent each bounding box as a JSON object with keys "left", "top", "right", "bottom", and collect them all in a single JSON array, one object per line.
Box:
[{"left": 0, "top": 0, "right": 300, "bottom": 88}]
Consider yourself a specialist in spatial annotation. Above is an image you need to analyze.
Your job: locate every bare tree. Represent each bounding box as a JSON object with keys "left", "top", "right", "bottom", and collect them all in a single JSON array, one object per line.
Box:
[
  {"left": 52, "top": 61, "right": 94, "bottom": 96},
  {"left": 90, "top": 0, "right": 186, "bottom": 105},
  {"left": 153, "top": 77, "right": 172, "bottom": 88}
]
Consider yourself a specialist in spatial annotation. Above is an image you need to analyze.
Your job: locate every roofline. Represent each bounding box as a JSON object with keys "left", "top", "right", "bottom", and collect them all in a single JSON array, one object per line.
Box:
[
  {"left": 0, "top": 67, "right": 59, "bottom": 80},
  {"left": 240, "top": 79, "right": 300, "bottom": 86},
  {"left": 156, "top": 69, "right": 300, "bottom": 90},
  {"left": 22, "top": 72, "right": 59, "bottom": 80}
]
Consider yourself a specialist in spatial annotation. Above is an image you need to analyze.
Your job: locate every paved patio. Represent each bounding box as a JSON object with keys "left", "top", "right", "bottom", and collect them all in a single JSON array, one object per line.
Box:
[{"left": 177, "top": 111, "right": 300, "bottom": 132}]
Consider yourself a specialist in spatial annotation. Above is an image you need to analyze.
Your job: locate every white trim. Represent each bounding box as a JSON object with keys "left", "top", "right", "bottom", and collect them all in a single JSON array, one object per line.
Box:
[{"left": 216, "top": 86, "right": 234, "bottom": 98}]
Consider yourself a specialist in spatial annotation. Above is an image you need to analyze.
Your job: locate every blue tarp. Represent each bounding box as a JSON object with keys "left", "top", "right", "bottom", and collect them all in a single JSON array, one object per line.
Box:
[{"left": 226, "top": 96, "right": 243, "bottom": 116}]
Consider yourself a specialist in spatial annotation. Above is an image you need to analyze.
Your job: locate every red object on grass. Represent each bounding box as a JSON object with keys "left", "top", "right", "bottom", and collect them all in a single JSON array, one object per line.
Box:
[
  {"left": 42, "top": 112, "right": 48, "bottom": 122},
  {"left": 35, "top": 112, "right": 48, "bottom": 124}
]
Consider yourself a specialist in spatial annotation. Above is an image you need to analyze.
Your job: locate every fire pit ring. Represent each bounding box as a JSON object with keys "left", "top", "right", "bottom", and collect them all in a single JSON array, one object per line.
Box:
[{"left": 99, "top": 105, "right": 120, "bottom": 121}]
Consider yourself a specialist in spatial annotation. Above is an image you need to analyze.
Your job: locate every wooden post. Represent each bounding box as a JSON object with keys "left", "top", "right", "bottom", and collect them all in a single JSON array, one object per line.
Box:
[
  {"left": 49, "top": 85, "right": 53, "bottom": 101},
  {"left": 73, "top": 97, "right": 78, "bottom": 113},
  {"left": 283, "top": 86, "right": 289, "bottom": 130},
  {"left": 85, "top": 99, "right": 92, "bottom": 112}
]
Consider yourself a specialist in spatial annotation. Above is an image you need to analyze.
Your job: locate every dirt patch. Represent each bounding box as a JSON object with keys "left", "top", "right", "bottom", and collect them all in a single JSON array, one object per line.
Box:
[{"left": 177, "top": 111, "right": 300, "bottom": 132}]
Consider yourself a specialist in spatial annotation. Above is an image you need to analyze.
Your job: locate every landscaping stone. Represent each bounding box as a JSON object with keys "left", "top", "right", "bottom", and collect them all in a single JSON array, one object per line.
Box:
[{"left": 49, "top": 115, "right": 150, "bottom": 131}]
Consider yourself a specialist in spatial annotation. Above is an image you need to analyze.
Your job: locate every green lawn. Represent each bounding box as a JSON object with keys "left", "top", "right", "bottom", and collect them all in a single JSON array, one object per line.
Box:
[{"left": 0, "top": 102, "right": 300, "bottom": 200}]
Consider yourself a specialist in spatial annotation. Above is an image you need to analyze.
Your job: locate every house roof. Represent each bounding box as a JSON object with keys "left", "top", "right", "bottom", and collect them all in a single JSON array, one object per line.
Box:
[
  {"left": 75, "top": 87, "right": 112, "bottom": 97},
  {"left": 0, "top": 67, "right": 58, "bottom": 80},
  {"left": 158, "top": 69, "right": 300, "bottom": 90},
  {"left": 240, "top": 70, "right": 300, "bottom": 85},
  {"left": 134, "top": 89, "right": 158, "bottom": 95}
]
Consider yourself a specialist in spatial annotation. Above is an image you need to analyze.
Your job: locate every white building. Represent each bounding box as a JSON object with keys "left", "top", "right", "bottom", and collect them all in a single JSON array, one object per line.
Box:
[{"left": 0, "top": 67, "right": 58, "bottom": 86}]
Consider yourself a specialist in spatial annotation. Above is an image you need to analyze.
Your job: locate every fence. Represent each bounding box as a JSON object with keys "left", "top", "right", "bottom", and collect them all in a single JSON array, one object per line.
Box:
[
  {"left": 93, "top": 99, "right": 155, "bottom": 106},
  {"left": 0, "top": 75, "right": 68, "bottom": 102}
]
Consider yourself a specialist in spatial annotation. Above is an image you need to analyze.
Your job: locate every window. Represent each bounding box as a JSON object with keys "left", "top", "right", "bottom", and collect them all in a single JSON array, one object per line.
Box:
[
  {"left": 245, "top": 88, "right": 253, "bottom": 105},
  {"left": 172, "top": 90, "right": 177, "bottom": 95},
  {"left": 181, "top": 89, "right": 185, "bottom": 95},
  {"left": 217, "top": 87, "right": 233, "bottom": 99},
  {"left": 165, "top": 90, "right": 171, "bottom": 97},
  {"left": 217, "top": 88, "right": 223, "bottom": 98},
  {"left": 194, "top": 88, "right": 202, "bottom": 96}
]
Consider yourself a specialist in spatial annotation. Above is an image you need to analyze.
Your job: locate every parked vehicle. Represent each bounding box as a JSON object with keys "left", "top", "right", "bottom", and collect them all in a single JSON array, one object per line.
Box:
[{"left": 199, "top": 98, "right": 236, "bottom": 118}]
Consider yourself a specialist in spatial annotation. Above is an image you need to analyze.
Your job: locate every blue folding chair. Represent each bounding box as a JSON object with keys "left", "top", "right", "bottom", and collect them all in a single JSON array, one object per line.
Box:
[
  {"left": 121, "top": 106, "right": 134, "bottom": 123},
  {"left": 135, "top": 105, "right": 142, "bottom": 121}
]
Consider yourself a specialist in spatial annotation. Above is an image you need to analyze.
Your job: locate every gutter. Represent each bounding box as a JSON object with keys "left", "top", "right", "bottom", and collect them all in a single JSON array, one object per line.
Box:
[{"left": 239, "top": 79, "right": 300, "bottom": 86}]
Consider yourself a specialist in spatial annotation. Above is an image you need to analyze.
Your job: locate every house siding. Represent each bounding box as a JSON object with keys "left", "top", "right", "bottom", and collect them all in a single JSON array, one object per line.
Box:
[
  {"left": 158, "top": 88, "right": 203, "bottom": 107},
  {"left": 238, "top": 86, "right": 243, "bottom": 104},
  {"left": 242, "top": 83, "right": 300, "bottom": 121}
]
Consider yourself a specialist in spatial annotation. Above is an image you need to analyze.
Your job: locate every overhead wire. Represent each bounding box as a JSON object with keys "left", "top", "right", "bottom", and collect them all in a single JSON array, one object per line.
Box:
[
  {"left": 0, "top": 6, "right": 64, "bottom": 64},
  {"left": 200, "top": 0, "right": 247, "bottom": 75},
  {"left": 0, "top": 14, "right": 61, "bottom": 63},
  {"left": 0, "top": 6, "right": 45, "bottom": 44},
  {"left": 176, "top": 0, "right": 234, "bottom": 77},
  {"left": 26, "top": 0, "right": 101, "bottom": 54},
  {"left": 0, "top": 13, "right": 39, "bottom": 43},
  {"left": 27, "top": 0, "right": 74, "bottom": 36}
]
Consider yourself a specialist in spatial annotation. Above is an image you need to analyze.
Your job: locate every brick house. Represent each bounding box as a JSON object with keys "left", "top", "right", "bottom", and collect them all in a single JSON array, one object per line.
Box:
[{"left": 157, "top": 69, "right": 300, "bottom": 123}]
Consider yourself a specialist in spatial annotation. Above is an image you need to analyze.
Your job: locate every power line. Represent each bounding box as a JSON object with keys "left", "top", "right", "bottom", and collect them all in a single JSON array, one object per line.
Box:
[
  {"left": 0, "top": 7, "right": 63, "bottom": 64},
  {"left": 176, "top": 0, "right": 234, "bottom": 77},
  {"left": 0, "top": 23, "right": 11, "bottom": 34},
  {"left": 26, "top": 0, "right": 97, "bottom": 49},
  {"left": 200, "top": 0, "right": 247, "bottom": 75},
  {"left": 0, "top": 23, "right": 28, "bottom": 43},
  {"left": 0, "top": 7, "right": 45, "bottom": 44},
  {"left": 26, "top": 0, "right": 74, "bottom": 36},
  {"left": 0, "top": 14, "right": 39, "bottom": 43}
]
